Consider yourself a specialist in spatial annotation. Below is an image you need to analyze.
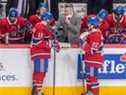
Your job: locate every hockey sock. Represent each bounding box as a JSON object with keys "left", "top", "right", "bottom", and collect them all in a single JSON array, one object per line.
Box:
[
  {"left": 33, "top": 72, "right": 46, "bottom": 92},
  {"left": 90, "top": 76, "right": 99, "bottom": 95}
]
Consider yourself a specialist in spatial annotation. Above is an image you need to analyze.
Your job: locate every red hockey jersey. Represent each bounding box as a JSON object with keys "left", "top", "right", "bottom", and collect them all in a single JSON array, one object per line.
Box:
[
  {"left": 31, "top": 22, "right": 53, "bottom": 60},
  {"left": 83, "top": 29, "right": 104, "bottom": 68},
  {"left": 32, "top": 21, "right": 53, "bottom": 39},
  {"left": 0, "top": 20, "right": 4, "bottom": 39},
  {"left": 29, "top": 15, "right": 41, "bottom": 26},
  {"left": 107, "top": 14, "right": 126, "bottom": 33},
  {"left": 99, "top": 20, "right": 109, "bottom": 38},
  {"left": 80, "top": 16, "right": 88, "bottom": 34},
  {"left": 0, "top": 17, "right": 26, "bottom": 43},
  {"left": 80, "top": 15, "right": 96, "bottom": 35}
]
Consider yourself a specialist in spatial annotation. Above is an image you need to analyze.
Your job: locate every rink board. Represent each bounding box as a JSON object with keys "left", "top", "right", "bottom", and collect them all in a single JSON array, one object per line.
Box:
[
  {"left": 42, "top": 44, "right": 126, "bottom": 95},
  {"left": 0, "top": 44, "right": 126, "bottom": 95},
  {"left": 0, "top": 87, "right": 125, "bottom": 95},
  {"left": 0, "top": 45, "right": 32, "bottom": 95}
]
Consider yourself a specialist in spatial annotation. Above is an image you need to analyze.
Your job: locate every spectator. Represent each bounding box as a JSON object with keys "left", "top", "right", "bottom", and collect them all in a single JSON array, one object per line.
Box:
[{"left": 57, "top": 3, "right": 81, "bottom": 47}]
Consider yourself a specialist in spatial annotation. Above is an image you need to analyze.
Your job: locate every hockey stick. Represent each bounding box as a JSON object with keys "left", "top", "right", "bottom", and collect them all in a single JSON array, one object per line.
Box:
[
  {"left": 79, "top": 32, "right": 88, "bottom": 94},
  {"left": 78, "top": 50, "right": 87, "bottom": 95},
  {"left": 52, "top": 29, "right": 57, "bottom": 95}
]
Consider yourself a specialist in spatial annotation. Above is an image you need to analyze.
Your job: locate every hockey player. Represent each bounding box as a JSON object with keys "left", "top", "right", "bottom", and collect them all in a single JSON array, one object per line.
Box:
[
  {"left": 97, "top": 9, "right": 109, "bottom": 41},
  {"left": 0, "top": 8, "right": 26, "bottom": 44},
  {"left": 29, "top": 2, "right": 48, "bottom": 27},
  {"left": 24, "top": 20, "right": 33, "bottom": 43},
  {"left": 28, "top": 2, "right": 48, "bottom": 43},
  {"left": 80, "top": 14, "right": 96, "bottom": 35},
  {"left": 81, "top": 16, "right": 104, "bottom": 95},
  {"left": 31, "top": 12, "right": 60, "bottom": 95},
  {"left": 106, "top": 6, "right": 126, "bottom": 43}
]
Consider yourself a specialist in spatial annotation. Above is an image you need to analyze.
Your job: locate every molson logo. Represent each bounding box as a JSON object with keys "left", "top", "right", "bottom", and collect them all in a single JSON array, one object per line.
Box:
[{"left": 98, "top": 54, "right": 126, "bottom": 79}]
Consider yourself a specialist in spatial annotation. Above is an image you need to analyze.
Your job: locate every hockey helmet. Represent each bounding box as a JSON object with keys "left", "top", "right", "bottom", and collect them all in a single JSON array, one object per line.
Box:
[
  {"left": 88, "top": 16, "right": 100, "bottom": 27},
  {"left": 41, "top": 12, "right": 54, "bottom": 22},
  {"left": 97, "top": 9, "right": 108, "bottom": 20},
  {"left": 113, "top": 5, "right": 125, "bottom": 15},
  {"left": 39, "top": 2, "right": 48, "bottom": 9},
  {"left": 8, "top": 8, "right": 18, "bottom": 17}
]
